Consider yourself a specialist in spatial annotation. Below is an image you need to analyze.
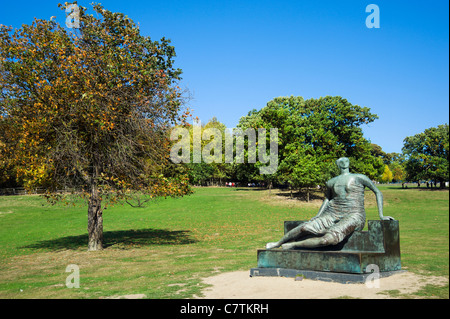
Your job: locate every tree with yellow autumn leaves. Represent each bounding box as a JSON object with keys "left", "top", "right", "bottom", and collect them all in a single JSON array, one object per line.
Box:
[{"left": 0, "top": 3, "right": 191, "bottom": 250}]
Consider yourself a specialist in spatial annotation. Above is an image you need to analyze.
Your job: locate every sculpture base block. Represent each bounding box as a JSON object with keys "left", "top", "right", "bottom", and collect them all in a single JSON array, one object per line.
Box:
[
  {"left": 255, "top": 248, "right": 401, "bottom": 274},
  {"left": 253, "top": 220, "right": 402, "bottom": 281},
  {"left": 249, "top": 267, "right": 406, "bottom": 284}
]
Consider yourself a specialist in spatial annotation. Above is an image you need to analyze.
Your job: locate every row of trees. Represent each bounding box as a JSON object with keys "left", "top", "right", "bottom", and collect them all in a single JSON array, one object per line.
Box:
[
  {"left": 168, "top": 101, "right": 448, "bottom": 193},
  {"left": 5, "top": 88, "right": 445, "bottom": 196},
  {"left": 171, "top": 96, "right": 387, "bottom": 200},
  {"left": 236, "top": 96, "right": 383, "bottom": 190},
  {"left": 370, "top": 124, "right": 449, "bottom": 188}
]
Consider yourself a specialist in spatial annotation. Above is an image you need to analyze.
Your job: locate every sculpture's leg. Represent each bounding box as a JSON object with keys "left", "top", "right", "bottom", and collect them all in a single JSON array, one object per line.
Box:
[
  {"left": 281, "top": 232, "right": 339, "bottom": 250},
  {"left": 265, "top": 224, "right": 307, "bottom": 249}
]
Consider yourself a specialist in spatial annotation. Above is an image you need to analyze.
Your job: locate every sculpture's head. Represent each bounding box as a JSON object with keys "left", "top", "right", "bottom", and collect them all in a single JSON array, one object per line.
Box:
[{"left": 336, "top": 157, "right": 350, "bottom": 169}]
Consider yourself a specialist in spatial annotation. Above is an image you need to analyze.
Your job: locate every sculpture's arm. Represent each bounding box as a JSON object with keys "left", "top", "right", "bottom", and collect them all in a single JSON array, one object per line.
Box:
[
  {"left": 360, "top": 175, "right": 394, "bottom": 220},
  {"left": 311, "top": 185, "right": 331, "bottom": 220}
]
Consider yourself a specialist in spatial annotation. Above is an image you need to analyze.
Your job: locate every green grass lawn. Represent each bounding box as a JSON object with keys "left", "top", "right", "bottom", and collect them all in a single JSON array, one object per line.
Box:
[{"left": 0, "top": 185, "right": 448, "bottom": 298}]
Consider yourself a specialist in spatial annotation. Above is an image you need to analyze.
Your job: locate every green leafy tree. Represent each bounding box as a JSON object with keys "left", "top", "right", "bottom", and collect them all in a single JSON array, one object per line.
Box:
[
  {"left": 178, "top": 117, "right": 231, "bottom": 185},
  {"left": 402, "top": 124, "right": 449, "bottom": 187},
  {"left": 278, "top": 150, "right": 325, "bottom": 201},
  {"left": 0, "top": 3, "right": 191, "bottom": 250},
  {"left": 237, "top": 96, "right": 383, "bottom": 198},
  {"left": 235, "top": 101, "right": 288, "bottom": 188},
  {"left": 186, "top": 162, "right": 214, "bottom": 185}
]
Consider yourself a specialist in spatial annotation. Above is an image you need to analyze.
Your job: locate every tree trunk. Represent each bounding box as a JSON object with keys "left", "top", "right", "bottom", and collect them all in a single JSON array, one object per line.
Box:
[
  {"left": 306, "top": 188, "right": 310, "bottom": 203},
  {"left": 87, "top": 184, "right": 103, "bottom": 251}
]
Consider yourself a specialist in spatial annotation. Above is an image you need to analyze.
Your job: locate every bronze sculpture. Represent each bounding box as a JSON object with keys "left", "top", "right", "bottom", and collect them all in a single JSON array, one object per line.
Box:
[{"left": 266, "top": 157, "right": 394, "bottom": 250}]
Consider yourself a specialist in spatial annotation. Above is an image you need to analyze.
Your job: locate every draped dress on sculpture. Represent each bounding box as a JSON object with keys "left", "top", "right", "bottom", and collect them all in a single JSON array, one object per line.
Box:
[{"left": 300, "top": 175, "right": 367, "bottom": 244}]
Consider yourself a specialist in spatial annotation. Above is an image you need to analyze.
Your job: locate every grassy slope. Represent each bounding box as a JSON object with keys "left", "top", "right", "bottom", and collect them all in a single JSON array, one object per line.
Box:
[{"left": 0, "top": 186, "right": 448, "bottom": 298}]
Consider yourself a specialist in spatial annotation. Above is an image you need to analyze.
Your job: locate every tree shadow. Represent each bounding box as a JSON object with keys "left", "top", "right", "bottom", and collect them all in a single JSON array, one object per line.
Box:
[
  {"left": 21, "top": 228, "right": 197, "bottom": 251},
  {"left": 384, "top": 186, "right": 448, "bottom": 191},
  {"left": 234, "top": 187, "right": 267, "bottom": 191},
  {"left": 275, "top": 191, "right": 324, "bottom": 201}
]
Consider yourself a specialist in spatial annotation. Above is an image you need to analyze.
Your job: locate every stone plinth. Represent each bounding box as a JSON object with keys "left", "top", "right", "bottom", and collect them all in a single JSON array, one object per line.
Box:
[{"left": 250, "top": 220, "right": 403, "bottom": 283}]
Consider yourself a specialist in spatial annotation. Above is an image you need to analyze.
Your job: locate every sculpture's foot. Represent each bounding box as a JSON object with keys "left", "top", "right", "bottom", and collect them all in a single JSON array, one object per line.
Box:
[{"left": 265, "top": 242, "right": 280, "bottom": 249}]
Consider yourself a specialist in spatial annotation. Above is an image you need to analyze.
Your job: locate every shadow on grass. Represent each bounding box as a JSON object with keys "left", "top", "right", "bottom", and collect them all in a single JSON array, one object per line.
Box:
[
  {"left": 275, "top": 191, "right": 324, "bottom": 201},
  {"left": 383, "top": 186, "right": 448, "bottom": 191},
  {"left": 21, "top": 228, "right": 197, "bottom": 251},
  {"left": 234, "top": 187, "right": 267, "bottom": 191}
]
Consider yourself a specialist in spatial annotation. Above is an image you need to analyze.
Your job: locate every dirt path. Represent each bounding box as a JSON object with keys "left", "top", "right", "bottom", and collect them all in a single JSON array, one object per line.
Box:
[{"left": 196, "top": 270, "right": 447, "bottom": 299}]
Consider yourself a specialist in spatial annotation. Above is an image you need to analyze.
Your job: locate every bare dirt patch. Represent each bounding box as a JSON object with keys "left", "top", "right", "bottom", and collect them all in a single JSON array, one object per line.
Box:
[{"left": 197, "top": 270, "right": 448, "bottom": 299}]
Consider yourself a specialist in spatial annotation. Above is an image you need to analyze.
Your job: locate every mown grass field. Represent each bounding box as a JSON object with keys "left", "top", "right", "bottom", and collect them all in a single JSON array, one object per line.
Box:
[{"left": 0, "top": 185, "right": 448, "bottom": 298}]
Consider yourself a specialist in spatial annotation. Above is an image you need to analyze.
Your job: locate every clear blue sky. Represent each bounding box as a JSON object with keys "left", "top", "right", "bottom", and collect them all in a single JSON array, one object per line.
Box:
[{"left": 1, "top": 0, "right": 448, "bottom": 153}]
